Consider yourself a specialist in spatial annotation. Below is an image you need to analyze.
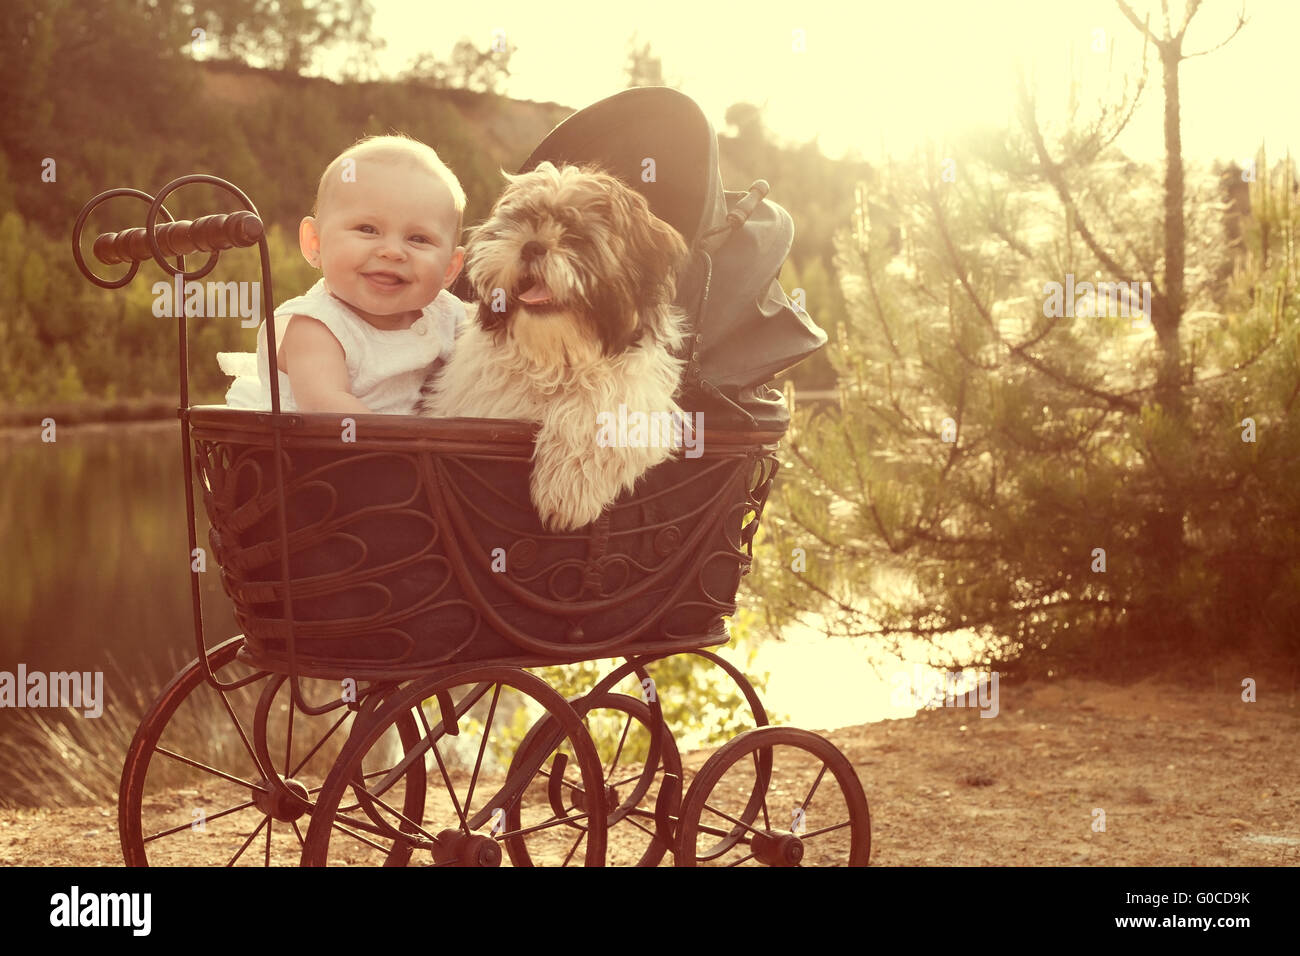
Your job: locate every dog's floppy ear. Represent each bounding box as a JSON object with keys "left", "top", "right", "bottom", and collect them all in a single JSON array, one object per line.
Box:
[
  {"left": 633, "top": 210, "right": 689, "bottom": 297},
  {"left": 476, "top": 297, "right": 507, "bottom": 336},
  {"left": 624, "top": 191, "right": 689, "bottom": 328}
]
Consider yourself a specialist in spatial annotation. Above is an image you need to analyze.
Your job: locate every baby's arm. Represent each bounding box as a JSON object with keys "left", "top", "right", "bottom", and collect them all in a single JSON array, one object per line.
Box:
[{"left": 278, "top": 314, "right": 373, "bottom": 414}]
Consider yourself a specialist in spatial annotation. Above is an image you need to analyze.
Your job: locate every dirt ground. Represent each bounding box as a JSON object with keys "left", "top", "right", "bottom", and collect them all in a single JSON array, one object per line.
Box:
[{"left": 2, "top": 672, "right": 1297, "bottom": 866}]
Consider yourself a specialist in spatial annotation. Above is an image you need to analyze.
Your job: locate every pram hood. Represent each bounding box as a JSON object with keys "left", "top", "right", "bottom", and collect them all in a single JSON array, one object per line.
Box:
[{"left": 518, "top": 87, "right": 827, "bottom": 429}]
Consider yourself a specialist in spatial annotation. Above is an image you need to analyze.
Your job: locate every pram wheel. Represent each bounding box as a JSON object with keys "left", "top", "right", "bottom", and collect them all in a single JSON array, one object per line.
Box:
[
  {"left": 119, "top": 636, "right": 422, "bottom": 866},
  {"left": 508, "top": 688, "right": 682, "bottom": 867},
  {"left": 674, "top": 726, "right": 871, "bottom": 867},
  {"left": 301, "top": 666, "right": 609, "bottom": 866}
]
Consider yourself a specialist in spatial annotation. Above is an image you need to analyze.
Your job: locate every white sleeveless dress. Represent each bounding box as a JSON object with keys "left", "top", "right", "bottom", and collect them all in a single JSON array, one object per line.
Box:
[{"left": 218, "top": 278, "right": 464, "bottom": 415}]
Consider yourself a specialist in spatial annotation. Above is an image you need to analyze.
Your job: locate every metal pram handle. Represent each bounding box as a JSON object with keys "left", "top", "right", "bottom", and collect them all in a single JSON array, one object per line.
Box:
[
  {"left": 71, "top": 174, "right": 311, "bottom": 711},
  {"left": 92, "top": 210, "right": 264, "bottom": 265}
]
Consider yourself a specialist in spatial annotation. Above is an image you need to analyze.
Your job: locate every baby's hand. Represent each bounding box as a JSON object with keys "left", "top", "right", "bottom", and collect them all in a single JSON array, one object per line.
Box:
[{"left": 279, "top": 314, "right": 373, "bottom": 414}]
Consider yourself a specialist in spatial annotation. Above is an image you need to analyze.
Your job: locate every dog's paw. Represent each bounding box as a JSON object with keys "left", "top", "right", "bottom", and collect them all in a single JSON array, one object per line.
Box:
[{"left": 531, "top": 469, "right": 605, "bottom": 532}]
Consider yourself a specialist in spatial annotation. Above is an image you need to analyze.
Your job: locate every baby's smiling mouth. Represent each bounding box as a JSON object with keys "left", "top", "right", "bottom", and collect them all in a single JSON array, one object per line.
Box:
[{"left": 364, "top": 271, "right": 407, "bottom": 286}]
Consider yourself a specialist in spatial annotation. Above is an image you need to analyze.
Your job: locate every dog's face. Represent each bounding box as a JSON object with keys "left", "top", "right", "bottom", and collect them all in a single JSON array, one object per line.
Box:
[{"left": 465, "top": 162, "right": 688, "bottom": 363}]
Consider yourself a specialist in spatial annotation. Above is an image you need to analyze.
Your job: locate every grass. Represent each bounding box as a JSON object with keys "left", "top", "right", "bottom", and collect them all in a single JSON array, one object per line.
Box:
[{"left": 0, "top": 644, "right": 775, "bottom": 810}]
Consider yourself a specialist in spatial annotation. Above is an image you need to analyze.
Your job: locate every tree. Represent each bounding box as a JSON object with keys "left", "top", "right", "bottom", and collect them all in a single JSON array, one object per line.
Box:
[
  {"left": 748, "top": 1, "right": 1299, "bottom": 675},
  {"left": 404, "top": 38, "right": 514, "bottom": 94},
  {"left": 624, "top": 35, "right": 666, "bottom": 88},
  {"left": 725, "top": 103, "right": 766, "bottom": 146},
  {"left": 193, "top": 0, "right": 380, "bottom": 75}
]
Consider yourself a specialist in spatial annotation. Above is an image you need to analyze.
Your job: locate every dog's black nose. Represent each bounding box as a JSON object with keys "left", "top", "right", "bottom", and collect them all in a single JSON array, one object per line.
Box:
[{"left": 521, "top": 240, "right": 547, "bottom": 261}]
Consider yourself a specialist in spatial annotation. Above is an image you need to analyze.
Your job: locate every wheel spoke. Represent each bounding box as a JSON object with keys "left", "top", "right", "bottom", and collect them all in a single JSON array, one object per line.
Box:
[
  {"left": 725, "top": 852, "right": 755, "bottom": 867},
  {"left": 340, "top": 726, "right": 431, "bottom": 806},
  {"left": 494, "top": 810, "right": 591, "bottom": 841},
  {"left": 226, "top": 816, "right": 269, "bottom": 867},
  {"left": 283, "top": 690, "right": 296, "bottom": 779},
  {"left": 213, "top": 684, "right": 265, "bottom": 779},
  {"left": 328, "top": 817, "right": 394, "bottom": 855},
  {"left": 535, "top": 768, "right": 588, "bottom": 795},
  {"left": 621, "top": 813, "right": 657, "bottom": 839},
  {"left": 154, "top": 746, "right": 260, "bottom": 790},
  {"left": 753, "top": 750, "right": 771, "bottom": 831},
  {"left": 428, "top": 737, "right": 468, "bottom": 832},
  {"left": 560, "top": 830, "right": 585, "bottom": 867},
  {"left": 607, "top": 768, "right": 650, "bottom": 790},
  {"left": 604, "top": 713, "right": 634, "bottom": 783},
  {"left": 464, "top": 683, "right": 502, "bottom": 818},
  {"left": 264, "top": 818, "right": 273, "bottom": 866},
  {"left": 799, "top": 763, "right": 829, "bottom": 816},
  {"left": 327, "top": 807, "right": 410, "bottom": 841},
  {"left": 692, "top": 818, "right": 754, "bottom": 842},
  {"left": 289, "top": 709, "right": 351, "bottom": 778},
  {"left": 802, "top": 819, "right": 852, "bottom": 840},
  {"left": 416, "top": 693, "right": 477, "bottom": 832},
  {"left": 700, "top": 800, "right": 765, "bottom": 839},
  {"left": 142, "top": 797, "right": 259, "bottom": 843},
  {"left": 347, "top": 782, "right": 440, "bottom": 845}
]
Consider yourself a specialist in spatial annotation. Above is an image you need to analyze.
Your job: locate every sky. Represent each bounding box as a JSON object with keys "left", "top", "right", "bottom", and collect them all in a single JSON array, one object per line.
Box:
[{"left": 301, "top": 0, "right": 1299, "bottom": 169}]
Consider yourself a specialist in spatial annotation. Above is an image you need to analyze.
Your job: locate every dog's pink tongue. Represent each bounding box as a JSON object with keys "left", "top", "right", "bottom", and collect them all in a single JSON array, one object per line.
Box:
[{"left": 518, "top": 281, "right": 553, "bottom": 305}]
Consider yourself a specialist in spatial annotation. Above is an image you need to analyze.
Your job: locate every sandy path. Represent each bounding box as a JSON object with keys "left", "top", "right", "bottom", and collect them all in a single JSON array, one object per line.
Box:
[{"left": 3, "top": 675, "right": 1297, "bottom": 866}]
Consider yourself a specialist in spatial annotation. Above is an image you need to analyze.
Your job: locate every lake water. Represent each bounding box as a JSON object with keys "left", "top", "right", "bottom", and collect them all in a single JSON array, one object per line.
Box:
[
  {"left": 0, "top": 423, "right": 240, "bottom": 734},
  {"left": 0, "top": 421, "right": 965, "bottom": 750}
]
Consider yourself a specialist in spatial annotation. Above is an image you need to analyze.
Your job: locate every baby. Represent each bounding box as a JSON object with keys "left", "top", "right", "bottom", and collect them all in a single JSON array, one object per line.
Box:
[{"left": 220, "top": 134, "right": 467, "bottom": 414}]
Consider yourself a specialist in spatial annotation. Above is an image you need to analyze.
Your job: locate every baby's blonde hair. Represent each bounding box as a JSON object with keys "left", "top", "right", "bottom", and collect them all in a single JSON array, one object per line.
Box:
[{"left": 313, "top": 133, "right": 466, "bottom": 240}]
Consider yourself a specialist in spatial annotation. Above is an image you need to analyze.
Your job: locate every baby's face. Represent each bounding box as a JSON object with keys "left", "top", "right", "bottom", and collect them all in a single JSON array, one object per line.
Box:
[{"left": 304, "top": 160, "right": 462, "bottom": 328}]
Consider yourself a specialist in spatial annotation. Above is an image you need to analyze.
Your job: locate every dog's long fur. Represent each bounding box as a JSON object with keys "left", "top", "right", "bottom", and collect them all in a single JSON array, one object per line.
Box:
[{"left": 420, "top": 162, "right": 690, "bottom": 532}]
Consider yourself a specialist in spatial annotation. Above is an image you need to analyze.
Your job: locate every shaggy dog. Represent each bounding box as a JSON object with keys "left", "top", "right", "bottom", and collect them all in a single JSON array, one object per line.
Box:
[{"left": 419, "top": 161, "right": 691, "bottom": 531}]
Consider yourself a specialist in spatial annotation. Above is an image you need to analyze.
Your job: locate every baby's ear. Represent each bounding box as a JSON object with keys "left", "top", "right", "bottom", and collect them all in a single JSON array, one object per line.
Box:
[
  {"left": 443, "top": 245, "right": 466, "bottom": 286},
  {"left": 298, "top": 216, "right": 322, "bottom": 267}
]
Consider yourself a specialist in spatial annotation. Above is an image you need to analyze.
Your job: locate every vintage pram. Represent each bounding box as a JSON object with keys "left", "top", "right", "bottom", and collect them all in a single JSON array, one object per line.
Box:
[{"left": 72, "top": 88, "right": 870, "bottom": 866}]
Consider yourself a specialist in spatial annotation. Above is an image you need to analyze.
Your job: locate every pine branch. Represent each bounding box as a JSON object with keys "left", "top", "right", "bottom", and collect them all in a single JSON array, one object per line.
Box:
[
  {"left": 1115, "top": 1, "right": 1164, "bottom": 49},
  {"left": 858, "top": 236, "right": 903, "bottom": 358},
  {"left": 926, "top": 179, "right": 1144, "bottom": 413},
  {"left": 1016, "top": 71, "right": 1162, "bottom": 304},
  {"left": 1183, "top": 5, "right": 1247, "bottom": 58}
]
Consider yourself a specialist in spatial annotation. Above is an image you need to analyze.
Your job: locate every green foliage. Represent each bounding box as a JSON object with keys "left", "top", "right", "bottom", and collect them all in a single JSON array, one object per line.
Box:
[
  {"left": 0, "top": 203, "right": 325, "bottom": 406},
  {"left": 189, "top": 0, "right": 379, "bottom": 75},
  {"left": 749, "top": 143, "right": 1300, "bottom": 675}
]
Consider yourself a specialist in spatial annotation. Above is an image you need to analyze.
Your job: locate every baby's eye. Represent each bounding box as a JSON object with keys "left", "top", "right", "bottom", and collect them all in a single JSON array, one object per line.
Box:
[
  {"left": 411, "top": 234, "right": 435, "bottom": 245},
  {"left": 356, "top": 224, "right": 377, "bottom": 234}
]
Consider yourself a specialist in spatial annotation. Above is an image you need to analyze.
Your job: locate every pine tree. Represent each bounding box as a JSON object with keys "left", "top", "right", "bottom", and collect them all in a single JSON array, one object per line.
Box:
[{"left": 749, "top": 4, "right": 1299, "bottom": 675}]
